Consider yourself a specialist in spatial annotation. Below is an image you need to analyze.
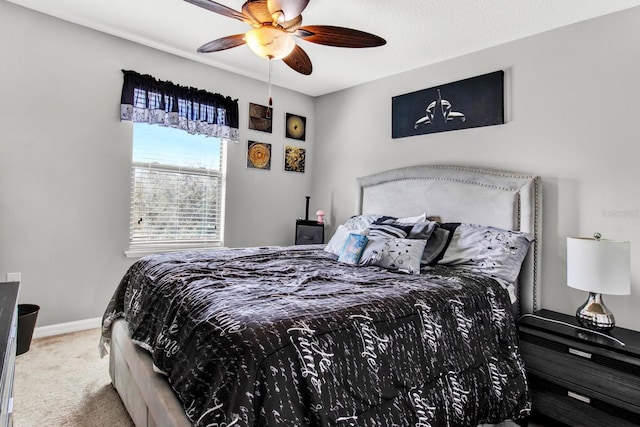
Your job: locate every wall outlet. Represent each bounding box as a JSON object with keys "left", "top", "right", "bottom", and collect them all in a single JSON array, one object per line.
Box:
[{"left": 6, "top": 272, "right": 21, "bottom": 283}]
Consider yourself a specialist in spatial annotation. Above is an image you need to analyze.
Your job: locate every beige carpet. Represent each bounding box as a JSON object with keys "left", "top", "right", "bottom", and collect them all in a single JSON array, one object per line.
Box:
[{"left": 13, "top": 328, "right": 134, "bottom": 427}]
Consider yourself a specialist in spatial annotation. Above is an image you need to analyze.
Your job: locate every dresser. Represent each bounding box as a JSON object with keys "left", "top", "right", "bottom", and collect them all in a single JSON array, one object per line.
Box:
[
  {"left": 519, "top": 309, "right": 640, "bottom": 427},
  {"left": 0, "top": 282, "right": 18, "bottom": 427}
]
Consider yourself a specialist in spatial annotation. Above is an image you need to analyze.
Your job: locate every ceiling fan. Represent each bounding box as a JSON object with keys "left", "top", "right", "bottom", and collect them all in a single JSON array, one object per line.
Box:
[{"left": 184, "top": 0, "right": 386, "bottom": 75}]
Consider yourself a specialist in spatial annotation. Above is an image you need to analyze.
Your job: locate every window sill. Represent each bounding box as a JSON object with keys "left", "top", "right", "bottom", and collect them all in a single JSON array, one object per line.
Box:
[{"left": 125, "top": 244, "right": 225, "bottom": 259}]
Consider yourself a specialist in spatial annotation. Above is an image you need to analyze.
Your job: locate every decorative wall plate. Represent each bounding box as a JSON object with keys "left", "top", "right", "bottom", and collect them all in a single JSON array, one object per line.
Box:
[
  {"left": 284, "top": 145, "right": 305, "bottom": 173},
  {"left": 285, "top": 113, "right": 306, "bottom": 141},
  {"left": 247, "top": 141, "right": 271, "bottom": 170}
]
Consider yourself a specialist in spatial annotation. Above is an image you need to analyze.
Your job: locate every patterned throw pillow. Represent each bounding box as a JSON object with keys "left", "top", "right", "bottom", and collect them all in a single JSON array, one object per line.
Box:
[
  {"left": 438, "top": 223, "right": 534, "bottom": 282},
  {"left": 360, "top": 237, "right": 427, "bottom": 274},
  {"left": 325, "top": 225, "right": 368, "bottom": 255},
  {"left": 367, "top": 224, "right": 409, "bottom": 238},
  {"left": 338, "top": 233, "right": 369, "bottom": 265},
  {"left": 373, "top": 218, "right": 438, "bottom": 240}
]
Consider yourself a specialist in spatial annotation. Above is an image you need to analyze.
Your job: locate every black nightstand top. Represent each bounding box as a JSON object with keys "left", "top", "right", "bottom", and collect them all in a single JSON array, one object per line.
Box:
[
  {"left": 520, "top": 309, "right": 640, "bottom": 358},
  {"left": 296, "top": 219, "right": 323, "bottom": 226}
]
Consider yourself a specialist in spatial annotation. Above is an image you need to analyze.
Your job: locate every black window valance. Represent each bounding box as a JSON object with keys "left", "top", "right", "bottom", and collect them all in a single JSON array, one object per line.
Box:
[{"left": 120, "top": 70, "right": 239, "bottom": 142}]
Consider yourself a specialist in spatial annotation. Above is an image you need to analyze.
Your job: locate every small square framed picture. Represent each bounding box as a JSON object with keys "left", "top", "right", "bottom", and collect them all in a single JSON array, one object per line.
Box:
[
  {"left": 285, "top": 113, "right": 306, "bottom": 141},
  {"left": 246, "top": 141, "right": 272, "bottom": 170},
  {"left": 248, "top": 102, "right": 272, "bottom": 133},
  {"left": 283, "top": 145, "right": 306, "bottom": 173}
]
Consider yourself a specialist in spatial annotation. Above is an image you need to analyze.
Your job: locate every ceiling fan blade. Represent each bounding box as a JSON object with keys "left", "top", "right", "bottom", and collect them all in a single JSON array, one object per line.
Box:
[
  {"left": 296, "top": 25, "right": 386, "bottom": 48},
  {"left": 184, "top": 0, "right": 249, "bottom": 23},
  {"left": 197, "top": 34, "right": 247, "bottom": 53},
  {"left": 267, "top": 0, "right": 310, "bottom": 22},
  {"left": 283, "top": 44, "right": 312, "bottom": 75}
]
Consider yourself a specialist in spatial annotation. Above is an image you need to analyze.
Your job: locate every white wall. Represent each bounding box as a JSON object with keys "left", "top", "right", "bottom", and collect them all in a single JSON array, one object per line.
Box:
[
  {"left": 3, "top": 1, "right": 640, "bottom": 332},
  {"left": 312, "top": 7, "right": 640, "bottom": 330},
  {"left": 0, "top": 1, "right": 316, "bottom": 326}
]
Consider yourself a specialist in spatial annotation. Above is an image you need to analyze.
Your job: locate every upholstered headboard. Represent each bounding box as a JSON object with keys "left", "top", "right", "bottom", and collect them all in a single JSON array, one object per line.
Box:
[{"left": 356, "top": 165, "right": 542, "bottom": 314}]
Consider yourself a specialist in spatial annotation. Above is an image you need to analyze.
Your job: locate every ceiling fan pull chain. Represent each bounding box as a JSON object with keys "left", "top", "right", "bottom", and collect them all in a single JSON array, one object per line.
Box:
[{"left": 267, "top": 59, "right": 273, "bottom": 119}]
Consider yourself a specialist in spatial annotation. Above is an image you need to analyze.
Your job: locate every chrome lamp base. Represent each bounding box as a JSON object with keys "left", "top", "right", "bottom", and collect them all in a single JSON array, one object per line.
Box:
[{"left": 575, "top": 292, "right": 615, "bottom": 331}]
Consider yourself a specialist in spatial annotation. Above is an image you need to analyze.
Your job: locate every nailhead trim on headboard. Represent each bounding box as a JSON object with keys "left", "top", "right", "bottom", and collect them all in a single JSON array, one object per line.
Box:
[{"left": 357, "top": 165, "right": 542, "bottom": 315}]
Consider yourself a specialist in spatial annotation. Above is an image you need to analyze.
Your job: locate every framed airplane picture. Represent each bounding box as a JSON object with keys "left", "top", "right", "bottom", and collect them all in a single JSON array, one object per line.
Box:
[{"left": 392, "top": 70, "right": 504, "bottom": 138}]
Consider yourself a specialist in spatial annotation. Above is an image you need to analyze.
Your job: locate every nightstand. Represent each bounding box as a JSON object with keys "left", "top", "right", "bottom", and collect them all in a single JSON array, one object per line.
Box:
[
  {"left": 295, "top": 220, "right": 324, "bottom": 245},
  {"left": 519, "top": 309, "right": 640, "bottom": 427}
]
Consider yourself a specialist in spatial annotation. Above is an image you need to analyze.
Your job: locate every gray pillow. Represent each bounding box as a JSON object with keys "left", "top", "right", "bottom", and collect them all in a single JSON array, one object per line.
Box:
[
  {"left": 421, "top": 227, "right": 450, "bottom": 265},
  {"left": 407, "top": 220, "right": 438, "bottom": 240}
]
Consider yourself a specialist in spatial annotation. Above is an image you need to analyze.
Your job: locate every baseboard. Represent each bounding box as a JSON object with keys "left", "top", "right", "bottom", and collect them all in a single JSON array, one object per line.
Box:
[{"left": 33, "top": 316, "right": 102, "bottom": 339}]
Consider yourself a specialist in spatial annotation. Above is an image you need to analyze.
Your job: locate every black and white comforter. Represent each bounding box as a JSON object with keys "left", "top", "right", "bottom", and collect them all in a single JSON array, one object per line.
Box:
[{"left": 101, "top": 245, "right": 530, "bottom": 426}]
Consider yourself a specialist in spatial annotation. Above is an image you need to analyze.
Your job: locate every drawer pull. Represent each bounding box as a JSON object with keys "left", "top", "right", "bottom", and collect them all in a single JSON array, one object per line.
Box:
[
  {"left": 567, "top": 391, "right": 591, "bottom": 404},
  {"left": 568, "top": 347, "right": 592, "bottom": 359}
]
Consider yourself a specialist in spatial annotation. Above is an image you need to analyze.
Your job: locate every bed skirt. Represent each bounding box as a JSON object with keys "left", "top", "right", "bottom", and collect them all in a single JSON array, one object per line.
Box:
[{"left": 109, "top": 318, "right": 191, "bottom": 427}]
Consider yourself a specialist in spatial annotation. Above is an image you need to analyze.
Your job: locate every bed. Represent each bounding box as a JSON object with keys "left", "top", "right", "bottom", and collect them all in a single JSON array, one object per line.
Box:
[{"left": 101, "top": 164, "right": 542, "bottom": 427}]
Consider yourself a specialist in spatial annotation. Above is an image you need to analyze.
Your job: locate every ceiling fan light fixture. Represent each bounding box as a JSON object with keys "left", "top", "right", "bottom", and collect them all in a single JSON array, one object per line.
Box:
[{"left": 244, "top": 26, "right": 295, "bottom": 60}]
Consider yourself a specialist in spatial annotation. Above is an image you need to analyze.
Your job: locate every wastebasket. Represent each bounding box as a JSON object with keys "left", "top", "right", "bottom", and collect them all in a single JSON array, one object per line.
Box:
[{"left": 17, "top": 304, "right": 39, "bottom": 355}]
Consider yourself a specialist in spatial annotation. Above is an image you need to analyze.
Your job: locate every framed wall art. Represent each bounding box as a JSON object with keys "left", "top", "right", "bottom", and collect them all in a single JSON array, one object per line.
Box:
[
  {"left": 285, "top": 113, "right": 306, "bottom": 141},
  {"left": 391, "top": 70, "right": 504, "bottom": 139},
  {"left": 246, "top": 140, "right": 271, "bottom": 170},
  {"left": 283, "top": 145, "right": 306, "bottom": 173},
  {"left": 248, "top": 102, "right": 272, "bottom": 133}
]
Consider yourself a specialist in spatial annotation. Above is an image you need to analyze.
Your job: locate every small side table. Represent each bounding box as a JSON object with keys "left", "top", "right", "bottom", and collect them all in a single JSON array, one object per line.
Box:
[
  {"left": 519, "top": 309, "right": 640, "bottom": 427},
  {"left": 295, "top": 220, "right": 324, "bottom": 245}
]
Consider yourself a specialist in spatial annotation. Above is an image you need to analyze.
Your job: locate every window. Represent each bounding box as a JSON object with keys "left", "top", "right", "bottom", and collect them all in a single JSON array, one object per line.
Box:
[
  {"left": 126, "top": 123, "right": 226, "bottom": 256},
  {"left": 118, "top": 70, "right": 237, "bottom": 256}
]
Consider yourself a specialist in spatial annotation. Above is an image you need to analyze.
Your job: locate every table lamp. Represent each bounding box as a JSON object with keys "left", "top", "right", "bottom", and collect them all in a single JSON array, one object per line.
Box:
[{"left": 567, "top": 233, "right": 630, "bottom": 331}]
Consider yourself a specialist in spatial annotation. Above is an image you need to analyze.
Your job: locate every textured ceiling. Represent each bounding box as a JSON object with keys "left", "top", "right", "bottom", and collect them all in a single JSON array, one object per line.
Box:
[{"left": 7, "top": 0, "right": 640, "bottom": 96}]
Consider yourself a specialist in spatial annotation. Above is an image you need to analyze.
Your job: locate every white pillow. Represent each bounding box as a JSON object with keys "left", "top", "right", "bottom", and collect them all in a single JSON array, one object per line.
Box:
[
  {"left": 396, "top": 212, "right": 428, "bottom": 224},
  {"left": 343, "top": 214, "right": 384, "bottom": 230},
  {"left": 343, "top": 212, "right": 427, "bottom": 229}
]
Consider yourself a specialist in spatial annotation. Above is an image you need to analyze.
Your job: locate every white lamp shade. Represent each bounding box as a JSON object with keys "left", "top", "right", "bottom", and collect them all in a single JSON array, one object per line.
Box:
[{"left": 567, "top": 236, "right": 631, "bottom": 295}]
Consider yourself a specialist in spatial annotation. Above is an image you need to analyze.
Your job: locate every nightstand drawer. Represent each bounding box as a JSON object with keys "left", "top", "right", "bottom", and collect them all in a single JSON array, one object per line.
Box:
[
  {"left": 519, "top": 310, "right": 640, "bottom": 427},
  {"left": 529, "top": 377, "right": 639, "bottom": 427},
  {"left": 520, "top": 334, "right": 640, "bottom": 413}
]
